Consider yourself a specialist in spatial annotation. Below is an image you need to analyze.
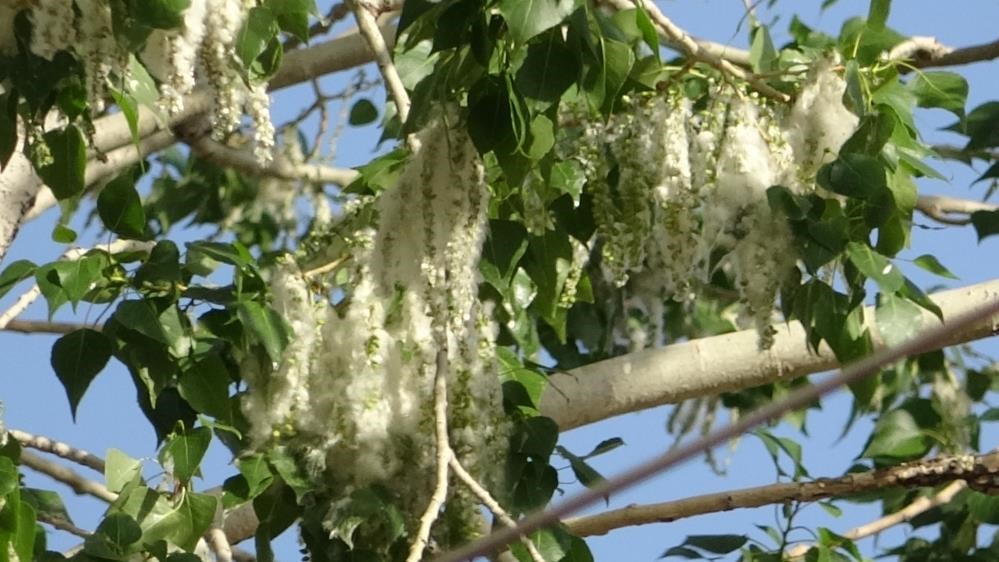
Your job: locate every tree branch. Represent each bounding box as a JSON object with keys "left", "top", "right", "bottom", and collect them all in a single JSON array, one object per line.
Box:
[
  {"left": 916, "top": 195, "right": 998, "bottom": 226},
  {"left": 348, "top": 1, "right": 410, "bottom": 124},
  {"left": 607, "top": 0, "right": 788, "bottom": 101},
  {"left": 563, "top": 452, "right": 999, "bottom": 537},
  {"left": 407, "top": 351, "right": 452, "bottom": 562},
  {"left": 2, "top": 319, "right": 89, "bottom": 335},
  {"left": 786, "top": 479, "right": 966, "bottom": 559},
  {"left": 909, "top": 36, "right": 999, "bottom": 70},
  {"left": 176, "top": 124, "right": 359, "bottom": 186},
  {"left": 541, "top": 278, "right": 999, "bottom": 430},
  {"left": 8, "top": 429, "right": 105, "bottom": 472},
  {"left": 435, "top": 296, "right": 999, "bottom": 562},
  {"left": 19, "top": 451, "right": 116, "bottom": 503}
]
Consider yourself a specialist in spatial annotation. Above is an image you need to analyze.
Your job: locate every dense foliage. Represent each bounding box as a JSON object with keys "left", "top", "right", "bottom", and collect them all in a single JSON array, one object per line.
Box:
[{"left": 1, "top": 0, "right": 999, "bottom": 561}]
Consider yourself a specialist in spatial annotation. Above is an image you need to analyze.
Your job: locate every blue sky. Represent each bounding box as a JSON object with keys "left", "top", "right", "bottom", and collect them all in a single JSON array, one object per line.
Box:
[{"left": 2, "top": 0, "right": 999, "bottom": 559}]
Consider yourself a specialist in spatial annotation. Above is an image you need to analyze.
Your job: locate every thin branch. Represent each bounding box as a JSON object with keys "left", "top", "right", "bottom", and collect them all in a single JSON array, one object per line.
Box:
[
  {"left": 433, "top": 296, "right": 999, "bottom": 562},
  {"left": 20, "top": 451, "right": 117, "bottom": 503},
  {"left": 786, "top": 479, "right": 966, "bottom": 559},
  {"left": 176, "top": 125, "right": 359, "bottom": 186},
  {"left": 449, "top": 456, "right": 545, "bottom": 562},
  {"left": 0, "top": 284, "right": 42, "bottom": 331},
  {"left": 348, "top": 0, "right": 411, "bottom": 124},
  {"left": 563, "top": 453, "right": 996, "bottom": 537},
  {"left": 606, "top": 0, "right": 789, "bottom": 102},
  {"left": 8, "top": 430, "right": 105, "bottom": 472},
  {"left": 916, "top": 194, "right": 998, "bottom": 226},
  {"left": 407, "top": 350, "right": 452, "bottom": 562},
  {"left": 2, "top": 319, "right": 88, "bottom": 335},
  {"left": 282, "top": 3, "right": 352, "bottom": 51},
  {"left": 0, "top": 240, "right": 152, "bottom": 331},
  {"left": 36, "top": 512, "right": 91, "bottom": 539}
]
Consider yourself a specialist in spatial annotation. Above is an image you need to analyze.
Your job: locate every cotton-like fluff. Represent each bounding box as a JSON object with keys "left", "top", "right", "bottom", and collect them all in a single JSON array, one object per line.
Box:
[
  {"left": 76, "top": 0, "right": 121, "bottom": 113},
  {"left": 140, "top": 0, "right": 207, "bottom": 114},
  {"left": 241, "top": 256, "right": 322, "bottom": 444},
  {"left": 783, "top": 58, "right": 859, "bottom": 182}
]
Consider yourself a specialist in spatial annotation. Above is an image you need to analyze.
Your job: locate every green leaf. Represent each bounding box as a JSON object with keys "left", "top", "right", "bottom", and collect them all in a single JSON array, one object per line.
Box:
[
  {"left": 160, "top": 427, "right": 211, "bottom": 484},
  {"left": 861, "top": 409, "right": 930, "bottom": 461},
  {"left": 0, "top": 457, "right": 18, "bottom": 496},
  {"left": 911, "top": 254, "right": 958, "bottom": 279},
  {"left": 36, "top": 125, "right": 87, "bottom": 200},
  {"left": 971, "top": 209, "right": 999, "bottom": 241},
  {"left": 51, "top": 223, "right": 77, "bottom": 244},
  {"left": 141, "top": 492, "right": 218, "bottom": 551},
  {"left": 845, "top": 242, "right": 904, "bottom": 292},
  {"left": 348, "top": 98, "right": 378, "bottom": 126},
  {"left": 0, "top": 260, "right": 36, "bottom": 301},
  {"left": 816, "top": 153, "right": 887, "bottom": 199},
  {"left": 749, "top": 24, "right": 777, "bottom": 73},
  {"left": 526, "top": 114, "right": 555, "bottom": 160},
  {"left": 114, "top": 299, "right": 171, "bottom": 344},
  {"left": 866, "top": 0, "right": 891, "bottom": 30},
  {"left": 178, "top": 354, "right": 233, "bottom": 421},
  {"left": 498, "top": 0, "right": 575, "bottom": 43},
  {"left": 223, "top": 455, "right": 274, "bottom": 508},
  {"left": 682, "top": 535, "right": 749, "bottom": 555},
  {"left": 237, "top": 7, "right": 279, "bottom": 68},
  {"left": 105, "top": 449, "right": 143, "bottom": 494},
  {"left": 50, "top": 329, "right": 113, "bottom": 418},
  {"left": 946, "top": 101, "right": 999, "bottom": 150},
  {"left": 582, "top": 437, "right": 625, "bottom": 459},
  {"left": 98, "top": 172, "right": 147, "bottom": 239},
  {"left": 133, "top": 0, "right": 191, "bottom": 29},
  {"left": 237, "top": 301, "right": 289, "bottom": 364},
  {"left": 908, "top": 71, "right": 968, "bottom": 118},
  {"left": 96, "top": 512, "right": 142, "bottom": 547},
  {"left": 266, "top": 0, "right": 312, "bottom": 43},
  {"left": 875, "top": 292, "right": 922, "bottom": 347},
  {"left": 496, "top": 347, "right": 546, "bottom": 411},
  {"left": 516, "top": 28, "right": 580, "bottom": 102}
]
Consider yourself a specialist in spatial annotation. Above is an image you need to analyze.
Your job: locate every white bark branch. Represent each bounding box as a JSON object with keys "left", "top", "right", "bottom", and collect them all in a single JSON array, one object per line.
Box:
[
  {"left": 8, "top": 429, "right": 105, "bottom": 472},
  {"left": 20, "top": 451, "right": 117, "bottom": 503},
  {"left": 916, "top": 195, "right": 998, "bottom": 226},
  {"left": 349, "top": 0, "right": 410, "bottom": 123},
  {"left": 541, "top": 278, "right": 999, "bottom": 430}
]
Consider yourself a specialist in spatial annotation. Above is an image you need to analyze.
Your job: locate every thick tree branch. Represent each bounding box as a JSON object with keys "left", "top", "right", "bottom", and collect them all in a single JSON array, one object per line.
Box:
[
  {"left": 541, "top": 278, "right": 999, "bottom": 430},
  {"left": 436, "top": 297, "right": 999, "bottom": 562},
  {"left": 909, "top": 36, "right": 999, "bottom": 70},
  {"left": 563, "top": 452, "right": 999, "bottom": 537}
]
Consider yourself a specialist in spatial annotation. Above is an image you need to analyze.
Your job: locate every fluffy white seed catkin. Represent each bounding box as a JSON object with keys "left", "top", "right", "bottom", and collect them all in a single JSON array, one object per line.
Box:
[
  {"left": 783, "top": 58, "right": 859, "bottom": 181},
  {"left": 76, "top": 0, "right": 120, "bottom": 113}
]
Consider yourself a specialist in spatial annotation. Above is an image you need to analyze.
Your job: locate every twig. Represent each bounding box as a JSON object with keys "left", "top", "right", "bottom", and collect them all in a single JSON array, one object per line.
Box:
[
  {"left": 786, "top": 479, "right": 966, "bottom": 559},
  {"left": 348, "top": 0, "right": 412, "bottom": 124},
  {"left": 8, "top": 429, "right": 106, "bottom": 472},
  {"left": 20, "top": 451, "right": 117, "bottom": 503},
  {"left": 562, "top": 453, "right": 996, "bottom": 537},
  {"left": 916, "top": 194, "right": 998, "bottom": 225},
  {"left": 407, "top": 350, "right": 452, "bottom": 562},
  {"left": 282, "top": 3, "right": 352, "bottom": 51},
  {"left": 432, "top": 296, "right": 999, "bottom": 561},
  {"left": 449, "top": 457, "right": 545, "bottom": 562},
  {"left": 36, "top": 512, "right": 91, "bottom": 539},
  {"left": 607, "top": 0, "right": 789, "bottom": 102},
  {"left": 2, "top": 319, "right": 88, "bottom": 335},
  {"left": 177, "top": 128, "right": 359, "bottom": 186},
  {"left": 303, "top": 256, "right": 350, "bottom": 279},
  {"left": 0, "top": 240, "right": 153, "bottom": 331}
]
